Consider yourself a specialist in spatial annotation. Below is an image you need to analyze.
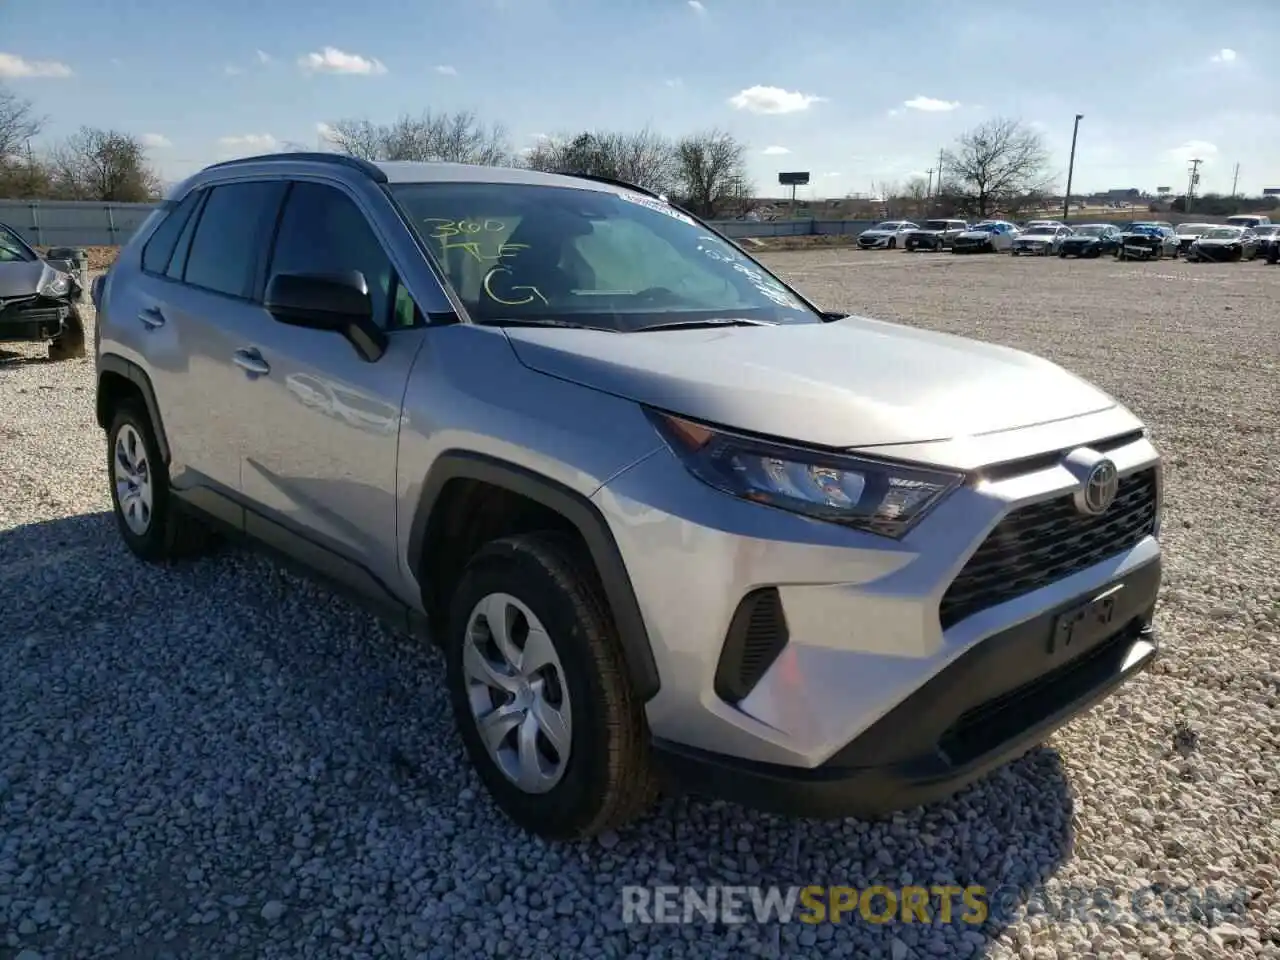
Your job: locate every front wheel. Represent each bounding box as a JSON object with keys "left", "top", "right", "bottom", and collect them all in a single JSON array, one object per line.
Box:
[
  {"left": 445, "top": 533, "right": 657, "bottom": 840},
  {"left": 888, "top": 237, "right": 897, "bottom": 250}
]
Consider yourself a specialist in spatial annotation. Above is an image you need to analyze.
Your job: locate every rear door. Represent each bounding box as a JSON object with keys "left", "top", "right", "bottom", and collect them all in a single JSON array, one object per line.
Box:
[{"left": 126, "top": 180, "right": 286, "bottom": 499}]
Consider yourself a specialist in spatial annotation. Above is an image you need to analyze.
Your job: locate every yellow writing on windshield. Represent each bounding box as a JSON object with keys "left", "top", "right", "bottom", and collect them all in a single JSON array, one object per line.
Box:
[
  {"left": 425, "top": 219, "right": 528, "bottom": 264},
  {"left": 482, "top": 266, "right": 547, "bottom": 306}
]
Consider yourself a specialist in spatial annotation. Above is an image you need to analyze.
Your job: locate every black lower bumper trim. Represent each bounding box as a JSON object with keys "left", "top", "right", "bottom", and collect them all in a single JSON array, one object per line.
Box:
[{"left": 654, "top": 562, "right": 1161, "bottom": 819}]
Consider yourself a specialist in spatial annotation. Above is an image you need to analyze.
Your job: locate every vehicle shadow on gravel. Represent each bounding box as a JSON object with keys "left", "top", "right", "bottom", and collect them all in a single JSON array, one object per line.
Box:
[{"left": 1, "top": 511, "right": 1076, "bottom": 960}]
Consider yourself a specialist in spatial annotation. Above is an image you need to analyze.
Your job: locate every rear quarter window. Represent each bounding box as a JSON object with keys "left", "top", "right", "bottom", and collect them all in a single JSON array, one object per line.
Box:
[{"left": 141, "top": 191, "right": 202, "bottom": 275}]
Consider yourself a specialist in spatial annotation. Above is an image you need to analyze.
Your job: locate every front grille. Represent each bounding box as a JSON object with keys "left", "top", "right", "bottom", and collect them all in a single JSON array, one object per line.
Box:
[{"left": 939, "top": 468, "right": 1158, "bottom": 629}]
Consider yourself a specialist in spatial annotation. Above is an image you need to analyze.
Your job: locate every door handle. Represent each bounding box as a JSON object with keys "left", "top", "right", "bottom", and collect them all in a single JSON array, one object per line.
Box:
[
  {"left": 137, "top": 307, "right": 165, "bottom": 329},
  {"left": 232, "top": 348, "right": 270, "bottom": 376}
]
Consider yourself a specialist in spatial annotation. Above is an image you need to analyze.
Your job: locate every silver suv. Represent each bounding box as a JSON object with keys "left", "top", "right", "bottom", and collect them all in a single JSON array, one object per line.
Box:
[{"left": 94, "top": 153, "right": 1164, "bottom": 840}]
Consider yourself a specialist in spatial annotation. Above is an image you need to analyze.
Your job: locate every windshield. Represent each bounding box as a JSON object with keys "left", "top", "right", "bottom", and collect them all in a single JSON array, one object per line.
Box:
[
  {"left": 1071, "top": 225, "right": 1105, "bottom": 237},
  {"left": 1178, "top": 224, "right": 1213, "bottom": 234},
  {"left": 389, "top": 182, "right": 819, "bottom": 332},
  {"left": 0, "top": 223, "right": 38, "bottom": 263},
  {"left": 1024, "top": 226, "right": 1056, "bottom": 236},
  {"left": 1126, "top": 224, "right": 1160, "bottom": 235},
  {"left": 873, "top": 221, "right": 904, "bottom": 231},
  {"left": 1203, "top": 228, "right": 1242, "bottom": 239},
  {"left": 923, "top": 220, "right": 951, "bottom": 230}
]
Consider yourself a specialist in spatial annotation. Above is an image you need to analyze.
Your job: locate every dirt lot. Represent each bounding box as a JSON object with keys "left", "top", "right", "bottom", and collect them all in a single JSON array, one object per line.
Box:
[{"left": 1, "top": 251, "right": 1277, "bottom": 959}]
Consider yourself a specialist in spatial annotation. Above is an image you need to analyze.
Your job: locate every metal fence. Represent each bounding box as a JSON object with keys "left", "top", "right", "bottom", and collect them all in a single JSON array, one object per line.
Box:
[
  {"left": 0, "top": 199, "right": 156, "bottom": 247},
  {"left": 0, "top": 197, "right": 1248, "bottom": 248}
]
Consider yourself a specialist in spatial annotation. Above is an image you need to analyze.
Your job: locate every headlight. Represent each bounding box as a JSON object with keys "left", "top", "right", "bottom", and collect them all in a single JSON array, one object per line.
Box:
[
  {"left": 647, "top": 410, "right": 964, "bottom": 538},
  {"left": 37, "top": 264, "right": 72, "bottom": 299}
]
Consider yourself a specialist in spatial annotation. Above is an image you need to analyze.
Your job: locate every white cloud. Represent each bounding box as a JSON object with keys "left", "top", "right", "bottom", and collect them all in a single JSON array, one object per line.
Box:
[
  {"left": 218, "top": 133, "right": 279, "bottom": 151},
  {"left": 762, "top": 145, "right": 790, "bottom": 156},
  {"left": 665, "top": 78, "right": 683, "bottom": 88},
  {"left": 256, "top": 49, "right": 272, "bottom": 64},
  {"left": 0, "top": 52, "right": 73, "bottom": 78},
  {"left": 1166, "top": 140, "right": 1218, "bottom": 163},
  {"left": 434, "top": 64, "right": 457, "bottom": 75},
  {"left": 688, "top": 0, "right": 707, "bottom": 14},
  {"left": 903, "top": 95, "right": 960, "bottom": 112},
  {"left": 224, "top": 64, "right": 243, "bottom": 76},
  {"left": 887, "top": 109, "right": 902, "bottom": 117},
  {"left": 1210, "top": 48, "right": 1237, "bottom": 64},
  {"left": 315, "top": 122, "right": 338, "bottom": 142},
  {"left": 728, "top": 85, "right": 824, "bottom": 115},
  {"left": 141, "top": 133, "right": 172, "bottom": 149},
  {"left": 823, "top": 171, "right": 841, "bottom": 177},
  {"left": 298, "top": 47, "right": 387, "bottom": 75}
]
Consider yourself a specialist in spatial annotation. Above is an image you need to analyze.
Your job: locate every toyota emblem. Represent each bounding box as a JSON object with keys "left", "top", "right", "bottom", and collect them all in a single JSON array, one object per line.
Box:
[{"left": 1076, "top": 458, "right": 1119, "bottom": 516}]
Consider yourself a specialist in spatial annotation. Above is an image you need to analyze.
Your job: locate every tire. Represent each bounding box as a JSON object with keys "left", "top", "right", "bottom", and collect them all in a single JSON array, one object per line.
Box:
[
  {"left": 888, "top": 237, "right": 896, "bottom": 249},
  {"left": 445, "top": 532, "right": 657, "bottom": 840},
  {"left": 1059, "top": 250, "right": 1067, "bottom": 259},
  {"left": 106, "top": 400, "right": 212, "bottom": 563}
]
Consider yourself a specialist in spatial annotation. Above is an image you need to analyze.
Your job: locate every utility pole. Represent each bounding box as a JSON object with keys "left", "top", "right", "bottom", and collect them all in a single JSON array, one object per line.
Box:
[
  {"left": 1187, "top": 158, "right": 1203, "bottom": 214},
  {"left": 926, "top": 168, "right": 934, "bottom": 199},
  {"left": 1230, "top": 163, "right": 1240, "bottom": 199},
  {"left": 1063, "top": 113, "right": 1084, "bottom": 222}
]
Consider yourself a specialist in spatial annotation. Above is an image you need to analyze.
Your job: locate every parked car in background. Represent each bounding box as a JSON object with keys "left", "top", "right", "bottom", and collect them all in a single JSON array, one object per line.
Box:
[
  {"left": 1184, "top": 225, "right": 1261, "bottom": 262},
  {"left": 1173, "top": 223, "right": 1215, "bottom": 256},
  {"left": 1249, "top": 224, "right": 1280, "bottom": 261},
  {"left": 857, "top": 221, "right": 920, "bottom": 250},
  {"left": 952, "top": 220, "right": 1020, "bottom": 253},
  {"left": 0, "top": 220, "right": 87, "bottom": 362},
  {"left": 91, "top": 152, "right": 1166, "bottom": 839},
  {"left": 1058, "top": 224, "right": 1122, "bottom": 258},
  {"left": 903, "top": 219, "right": 969, "bottom": 251},
  {"left": 1224, "top": 214, "right": 1272, "bottom": 230},
  {"left": 1023, "top": 219, "right": 1066, "bottom": 230},
  {"left": 1010, "top": 224, "right": 1072, "bottom": 257},
  {"left": 1116, "top": 223, "right": 1177, "bottom": 260}
]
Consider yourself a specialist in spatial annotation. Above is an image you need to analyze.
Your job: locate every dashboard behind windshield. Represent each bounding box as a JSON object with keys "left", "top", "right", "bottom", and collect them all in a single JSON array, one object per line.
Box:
[{"left": 389, "top": 182, "right": 821, "bottom": 332}]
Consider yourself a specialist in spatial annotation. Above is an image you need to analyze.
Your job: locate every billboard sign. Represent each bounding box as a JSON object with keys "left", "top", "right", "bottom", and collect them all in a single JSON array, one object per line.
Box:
[{"left": 778, "top": 172, "right": 810, "bottom": 186}]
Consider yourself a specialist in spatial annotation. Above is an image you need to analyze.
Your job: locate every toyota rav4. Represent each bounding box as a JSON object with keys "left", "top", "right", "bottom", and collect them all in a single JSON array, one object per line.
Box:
[{"left": 94, "top": 153, "right": 1163, "bottom": 840}]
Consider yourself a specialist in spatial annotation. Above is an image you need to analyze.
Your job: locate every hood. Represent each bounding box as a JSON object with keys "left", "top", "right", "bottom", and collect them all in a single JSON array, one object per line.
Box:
[
  {"left": 0, "top": 260, "right": 46, "bottom": 299},
  {"left": 859, "top": 230, "right": 895, "bottom": 238},
  {"left": 1063, "top": 234, "right": 1101, "bottom": 242},
  {"left": 503, "top": 316, "right": 1115, "bottom": 449},
  {"left": 1195, "top": 237, "right": 1241, "bottom": 246},
  {"left": 1016, "top": 234, "right": 1055, "bottom": 242},
  {"left": 958, "top": 228, "right": 1000, "bottom": 237}
]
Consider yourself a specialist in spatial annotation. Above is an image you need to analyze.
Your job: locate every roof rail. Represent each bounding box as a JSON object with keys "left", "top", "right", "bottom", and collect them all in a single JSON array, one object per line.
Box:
[
  {"left": 202, "top": 151, "right": 388, "bottom": 183},
  {"left": 562, "top": 171, "right": 665, "bottom": 200}
]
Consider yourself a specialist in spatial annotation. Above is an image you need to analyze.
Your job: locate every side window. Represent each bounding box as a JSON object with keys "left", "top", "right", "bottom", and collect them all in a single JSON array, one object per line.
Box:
[
  {"left": 184, "top": 181, "right": 286, "bottom": 298},
  {"left": 267, "top": 181, "right": 401, "bottom": 328},
  {"left": 141, "top": 190, "right": 201, "bottom": 275},
  {"left": 166, "top": 189, "right": 206, "bottom": 282}
]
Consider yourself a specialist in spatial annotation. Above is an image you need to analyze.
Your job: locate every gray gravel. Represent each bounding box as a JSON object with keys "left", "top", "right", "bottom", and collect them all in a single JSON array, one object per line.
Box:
[{"left": 2, "top": 255, "right": 1277, "bottom": 959}]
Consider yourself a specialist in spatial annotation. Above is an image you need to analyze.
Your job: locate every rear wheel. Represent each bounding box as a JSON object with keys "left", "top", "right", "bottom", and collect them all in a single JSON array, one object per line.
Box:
[
  {"left": 445, "top": 532, "right": 657, "bottom": 840},
  {"left": 106, "top": 401, "right": 212, "bottom": 562}
]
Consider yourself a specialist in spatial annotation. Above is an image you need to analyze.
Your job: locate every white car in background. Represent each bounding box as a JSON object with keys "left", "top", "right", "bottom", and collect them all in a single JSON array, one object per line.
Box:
[
  {"left": 951, "top": 220, "right": 1021, "bottom": 253},
  {"left": 1024, "top": 219, "right": 1066, "bottom": 230},
  {"left": 856, "top": 220, "right": 919, "bottom": 250},
  {"left": 1010, "top": 224, "right": 1073, "bottom": 256}
]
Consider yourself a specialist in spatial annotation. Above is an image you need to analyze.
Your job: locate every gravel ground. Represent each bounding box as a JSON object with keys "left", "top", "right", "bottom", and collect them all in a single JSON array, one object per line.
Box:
[{"left": 2, "top": 254, "right": 1277, "bottom": 960}]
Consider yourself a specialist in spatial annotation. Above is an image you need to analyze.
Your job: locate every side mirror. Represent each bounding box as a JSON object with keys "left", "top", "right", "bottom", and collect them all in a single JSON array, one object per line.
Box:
[{"left": 264, "top": 271, "right": 388, "bottom": 363}]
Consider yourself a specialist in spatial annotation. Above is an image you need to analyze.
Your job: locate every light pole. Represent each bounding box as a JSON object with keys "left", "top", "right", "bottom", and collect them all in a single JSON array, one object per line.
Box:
[{"left": 1063, "top": 113, "right": 1083, "bottom": 222}]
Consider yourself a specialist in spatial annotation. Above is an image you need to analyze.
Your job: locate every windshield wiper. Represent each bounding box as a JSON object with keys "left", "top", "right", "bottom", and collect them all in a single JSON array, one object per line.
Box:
[
  {"left": 633, "top": 318, "right": 775, "bottom": 333},
  {"left": 476, "top": 318, "right": 611, "bottom": 331}
]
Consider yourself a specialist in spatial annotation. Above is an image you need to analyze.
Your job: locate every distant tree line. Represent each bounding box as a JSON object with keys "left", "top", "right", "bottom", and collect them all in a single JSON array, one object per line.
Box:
[
  {"left": 4, "top": 82, "right": 1274, "bottom": 220},
  {"left": 1, "top": 85, "right": 161, "bottom": 202}
]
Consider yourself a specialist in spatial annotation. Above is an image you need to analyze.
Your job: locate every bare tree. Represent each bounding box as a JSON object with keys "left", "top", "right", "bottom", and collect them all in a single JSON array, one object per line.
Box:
[
  {"left": 322, "top": 111, "right": 512, "bottom": 165},
  {"left": 523, "top": 127, "right": 677, "bottom": 194},
  {"left": 902, "top": 176, "right": 930, "bottom": 217},
  {"left": 941, "top": 118, "right": 1052, "bottom": 217},
  {"left": 673, "top": 130, "right": 750, "bottom": 219},
  {"left": 0, "top": 84, "right": 44, "bottom": 161},
  {"left": 45, "top": 127, "right": 161, "bottom": 201}
]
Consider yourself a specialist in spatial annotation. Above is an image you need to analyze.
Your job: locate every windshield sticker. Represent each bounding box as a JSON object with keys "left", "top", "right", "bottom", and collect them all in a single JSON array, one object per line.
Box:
[{"left": 618, "top": 192, "right": 698, "bottom": 226}]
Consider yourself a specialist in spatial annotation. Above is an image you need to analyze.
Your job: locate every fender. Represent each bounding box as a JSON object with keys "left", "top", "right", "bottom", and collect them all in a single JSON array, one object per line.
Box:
[
  {"left": 96, "top": 354, "right": 171, "bottom": 464},
  {"left": 410, "top": 450, "right": 661, "bottom": 701}
]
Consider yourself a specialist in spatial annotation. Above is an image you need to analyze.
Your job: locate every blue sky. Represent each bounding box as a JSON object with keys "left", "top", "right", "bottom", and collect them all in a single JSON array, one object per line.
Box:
[{"left": 4, "top": 0, "right": 1278, "bottom": 198}]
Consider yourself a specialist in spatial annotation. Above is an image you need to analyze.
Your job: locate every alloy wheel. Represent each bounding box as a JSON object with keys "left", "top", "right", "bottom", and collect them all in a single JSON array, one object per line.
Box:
[{"left": 113, "top": 424, "right": 153, "bottom": 536}]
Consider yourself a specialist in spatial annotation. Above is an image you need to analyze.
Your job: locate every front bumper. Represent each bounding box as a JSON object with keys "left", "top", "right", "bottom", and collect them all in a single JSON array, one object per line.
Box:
[
  {"left": 655, "top": 568, "right": 1159, "bottom": 818},
  {"left": 595, "top": 420, "right": 1162, "bottom": 771},
  {"left": 0, "top": 296, "right": 74, "bottom": 344},
  {"left": 857, "top": 236, "right": 893, "bottom": 249},
  {"left": 1011, "top": 242, "right": 1052, "bottom": 256},
  {"left": 1060, "top": 241, "right": 1101, "bottom": 257}
]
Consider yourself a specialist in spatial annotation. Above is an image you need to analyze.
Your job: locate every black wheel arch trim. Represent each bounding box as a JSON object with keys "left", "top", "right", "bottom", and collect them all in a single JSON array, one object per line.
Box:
[
  {"left": 409, "top": 450, "right": 661, "bottom": 701},
  {"left": 97, "top": 354, "right": 171, "bottom": 464}
]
